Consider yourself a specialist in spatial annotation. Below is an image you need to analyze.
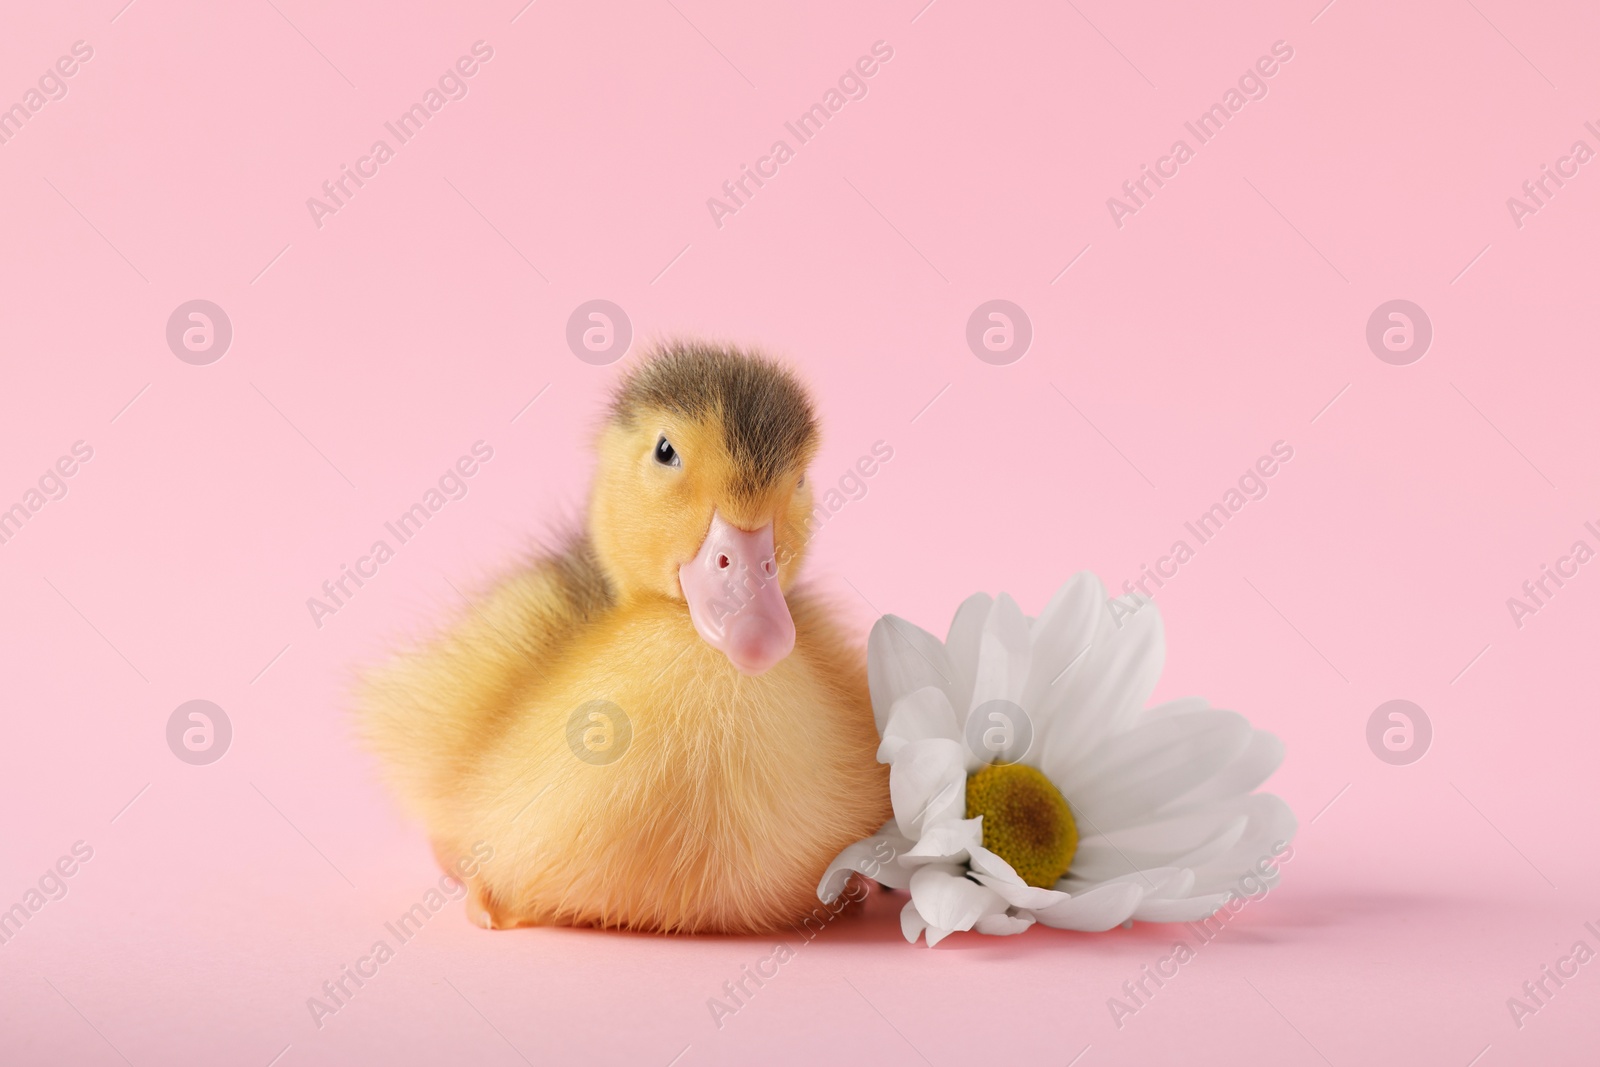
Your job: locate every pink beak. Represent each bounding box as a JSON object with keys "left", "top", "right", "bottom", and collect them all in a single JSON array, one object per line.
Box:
[{"left": 679, "top": 511, "right": 796, "bottom": 675}]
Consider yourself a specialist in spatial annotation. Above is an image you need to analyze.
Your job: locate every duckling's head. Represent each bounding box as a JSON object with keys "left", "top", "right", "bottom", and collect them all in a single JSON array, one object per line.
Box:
[{"left": 590, "top": 342, "right": 820, "bottom": 675}]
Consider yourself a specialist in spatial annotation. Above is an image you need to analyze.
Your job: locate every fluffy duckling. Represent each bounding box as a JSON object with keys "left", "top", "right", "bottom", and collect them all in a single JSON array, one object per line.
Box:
[{"left": 361, "top": 343, "right": 890, "bottom": 934}]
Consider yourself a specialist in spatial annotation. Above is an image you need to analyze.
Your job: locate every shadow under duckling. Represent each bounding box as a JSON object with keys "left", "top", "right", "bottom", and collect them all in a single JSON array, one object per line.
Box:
[{"left": 360, "top": 343, "right": 891, "bottom": 935}]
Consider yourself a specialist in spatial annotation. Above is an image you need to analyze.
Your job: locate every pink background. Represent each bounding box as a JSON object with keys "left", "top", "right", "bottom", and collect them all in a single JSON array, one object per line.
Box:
[{"left": 2, "top": 0, "right": 1597, "bottom": 1063}]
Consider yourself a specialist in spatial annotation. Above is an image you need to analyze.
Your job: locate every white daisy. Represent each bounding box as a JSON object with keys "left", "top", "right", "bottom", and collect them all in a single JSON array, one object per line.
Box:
[{"left": 818, "top": 573, "right": 1296, "bottom": 946}]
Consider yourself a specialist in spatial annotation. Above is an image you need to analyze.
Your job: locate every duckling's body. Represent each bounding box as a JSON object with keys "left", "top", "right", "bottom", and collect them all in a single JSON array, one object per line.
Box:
[{"left": 362, "top": 345, "right": 890, "bottom": 934}]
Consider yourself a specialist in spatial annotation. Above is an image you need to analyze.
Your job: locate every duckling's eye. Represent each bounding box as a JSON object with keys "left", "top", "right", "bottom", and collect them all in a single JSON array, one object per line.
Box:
[{"left": 654, "top": 435, "right": 681, "bottom": 469}]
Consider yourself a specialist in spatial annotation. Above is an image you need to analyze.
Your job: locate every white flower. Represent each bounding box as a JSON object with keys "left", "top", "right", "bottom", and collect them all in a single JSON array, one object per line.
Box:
[{"left": 818, "top": 573, "right": 1296, "bottom": 946}]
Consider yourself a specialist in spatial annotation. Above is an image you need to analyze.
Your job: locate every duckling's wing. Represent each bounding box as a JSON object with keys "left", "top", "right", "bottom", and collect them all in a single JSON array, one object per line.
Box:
[{"left": 358, "top": 537, "right": 611, "bottom": 821}]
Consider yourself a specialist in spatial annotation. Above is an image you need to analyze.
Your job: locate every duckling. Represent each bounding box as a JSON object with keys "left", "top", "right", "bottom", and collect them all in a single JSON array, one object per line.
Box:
[{"left": 360, "top": 342, "right": 891, "bottom": 935}]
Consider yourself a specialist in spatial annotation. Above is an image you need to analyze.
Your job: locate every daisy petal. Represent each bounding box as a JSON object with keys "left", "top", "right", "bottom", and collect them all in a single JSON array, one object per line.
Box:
[
  {"left": 1019, "top": 574, "right": 1103, "bottom": 714},
  {"left": 904, "top": 817, "right": 983, "bottom": 865},
  {"left": 1036, "top": 587, "right": 1165, "bottom": 764},
  {"left": 1187, "top": 795, "right": 1297, "bottom": 894},
  {"left": 1077, "top": 865, "right": 1195, "bottom": 898},
  {"left": 1062, "top": 710, "right": 1255, "bottom": 832},
  {"left": 969, "top": 593, "right": 1032, "bottom": 711},
  {"left": 965, "top": 843, "right": 1019, "bottom": 881},
  {"left": 817, "top": 824, "right": 917, "bottom": 902},
  {"left": 878, "top": 686, "right": 962, "bottom": 763},
  {"left": 1143, "top": 867, "right": 1196, "bottom": 901},
  {"left": 1142, "top": 696, "right": 1213, "bottom": 719},
  {"left": 1067, "top": 802, "right": 1254, "bottom": 881},
  {"left": 888, "top": 739, "right": 967, "bottom": 838},
  {"left": 900, "top": 898, "right": 929, "bottom": 944},
  {"left": 868, "top": 616, "right": 957, "bottom": 734},
  {"left": 1099, "top": 798, "right": 1256, "bottom": 851},
  {"left": 1131, "top": 892, "right": 1231, "bottom": 923},
  {"left": 944, "top": 592, "right": 993, "bottom": 716},
  {"left": 1030, "top": 880, "right": 1145, "bottom": 931},
  {"left": 1165, "top": 815, "right": 1251, "bottom": 870},
  {"left": 1159, "top": 730, "right": 1285, "bottom": 814},
  {"left": 965, "top": 845, "right": 1072, "bottom": 908},
  {"left": 970, "top": 874, "right": 1072, "bottom": 910},
  {"left": 909, "top": 865, "right": 1005, "bottom": 935},
  {"left": 975, "top": 910, "right": 1036, "bottom": 936}
]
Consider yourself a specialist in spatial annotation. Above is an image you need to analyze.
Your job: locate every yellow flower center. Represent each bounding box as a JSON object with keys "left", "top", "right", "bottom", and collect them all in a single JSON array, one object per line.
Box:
[{"left": 965, "top": 763, "right": 1078, "bottom": 888}]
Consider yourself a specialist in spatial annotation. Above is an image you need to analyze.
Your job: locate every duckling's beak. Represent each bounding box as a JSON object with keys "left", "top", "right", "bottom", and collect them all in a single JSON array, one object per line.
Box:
[{"left": 679, "top": 511, "right": 796, "bottom": 675}]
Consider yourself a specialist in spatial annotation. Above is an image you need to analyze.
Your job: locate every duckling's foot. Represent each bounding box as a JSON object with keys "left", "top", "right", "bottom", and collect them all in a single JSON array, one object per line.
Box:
[{"left": 464, "top": 882, "right": 513, "bottom": 930}]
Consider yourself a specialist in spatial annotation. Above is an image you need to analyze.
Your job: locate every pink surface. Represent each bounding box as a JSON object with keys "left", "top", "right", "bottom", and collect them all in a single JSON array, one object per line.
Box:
[{"left": 2, "top": 0, "right": 1597, "bottom": 1063}]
